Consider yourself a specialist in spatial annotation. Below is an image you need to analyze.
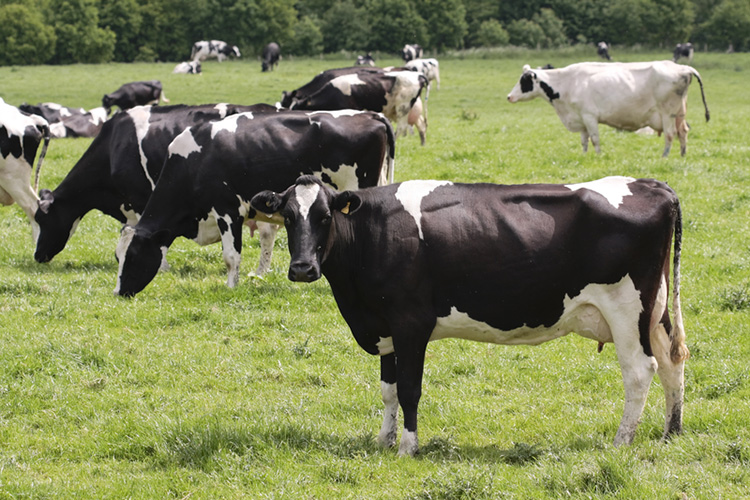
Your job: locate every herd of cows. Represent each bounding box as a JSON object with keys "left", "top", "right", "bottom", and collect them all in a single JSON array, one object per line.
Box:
[{"left": 1, "top": 41, "right": 705, "bottom": 456}]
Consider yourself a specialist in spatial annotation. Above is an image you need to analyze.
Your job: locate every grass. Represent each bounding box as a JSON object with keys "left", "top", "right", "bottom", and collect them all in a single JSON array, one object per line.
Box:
[{"left": 1, "top": 50, "right": 750, "bottom": 498}]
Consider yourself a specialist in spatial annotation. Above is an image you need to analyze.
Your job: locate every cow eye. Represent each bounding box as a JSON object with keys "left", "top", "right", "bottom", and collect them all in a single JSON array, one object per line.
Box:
[{"left": 320, "top": 213, "right": 332, "bottom": 225}]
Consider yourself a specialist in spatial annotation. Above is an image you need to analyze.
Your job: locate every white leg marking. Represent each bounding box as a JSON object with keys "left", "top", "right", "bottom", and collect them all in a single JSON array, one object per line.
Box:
[
  {"left": 378, "top": 382, "right": 399, "bottom": 448},
  {"left": 398, "top": 429, "right": 419, "bottom": 457}
]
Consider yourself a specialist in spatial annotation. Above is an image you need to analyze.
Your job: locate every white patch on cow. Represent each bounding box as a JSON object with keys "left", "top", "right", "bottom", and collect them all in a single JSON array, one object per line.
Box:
[
  {"left": 214, "top": 103, "right": 229, "bottom": 119},
  {"left": 168, "top": 128, "right": 202, "bottom": 159},
  {"left": 377, "top": 336, "right": 394, "bottom": 355},
  {"left": 88, "top": 107, "right": 108, "bottom": 125},
  {"left": 430, "top": 275, "right": 642, "bottom": 346},
  {"left": 313, "top": 163, "right": 360, "bottom": 192},
  {"left": 331, "top": 74, "right": 366, "bottom": 96},
  {"left": 114, "top": 226, "right": 136, "bottom": 295},
  {"left": 1, "top": 99, "right": 44, "bottom": 137},
  {"left": 127, "top": 106, "right": 157, "bottom": 189},
  {"left": 49, "top": 122, "right": 67, "bottom": 138},
  {"left": 398, "top": 429, "right": 419, "bottom": 457},
  {"left": 193, "top": 215, "right": 221, "bottom": 246},
  {"left": 119, "top": 204, "right": 140, "bottom": 225},
  {"left": 566, "top": 176, "right": 635, "bottom": 209},
  {"left": 211, "top": 112, "right": 252, "bottom": 138},
  {"left": 295, "top": 183, "right": 320, "bottom": 220},
  {"left": 378, "top": 381, "right": 399, "bottom": 448},
  {"left": 395, "top": 180, "right": 452, "bottom": 240},
  {"left": 307, "top": 109, "right": 364, "bottom": 118}
]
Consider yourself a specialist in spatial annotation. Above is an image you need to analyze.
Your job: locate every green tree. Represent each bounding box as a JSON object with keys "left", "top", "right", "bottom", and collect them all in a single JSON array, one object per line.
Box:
[
  {"left": 321, "top": 1, "right": 370, "bottom": 52},
  {"left": 0, "top": 4, "right": 56, "bottom": 65},
  {"left": 699, "top": 0, "right": 750, "bottom": 50},
  {"left": 507, "top": 18, "right": 545, "bottom": 48},
  {"left": 602, "top": 0, "right": 650, "bottom": 45},
  {"left": 365, "top": 0, "right": 427, "bottom": 53},
  {"left": 533, "top": 8, "right": 567, "bottom": 47},
  {"left": 422, "top": 0, "right": 467, "bottom": 52},
  {"left": 475, "top": 18, "right": 509, "bottom": 47},
  {"left": 643, "top": 0, "right": 694, "bottom": 46},
  {"left": 98, "top": 0, "right": 143, "bottom": 62},
  {"left": 288, "top": 15, "right": 324, "bottom": 55},
  {"left": 49, "top": 0, "right": 115, "bottom": 63}
]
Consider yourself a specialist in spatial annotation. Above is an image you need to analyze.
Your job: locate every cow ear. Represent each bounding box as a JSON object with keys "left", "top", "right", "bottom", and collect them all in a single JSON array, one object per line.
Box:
[
  {"left": 523, "top": 64, "right": 531, "bottom": 71},
  {"left": 333, "top": 191, "right": 362, "bottom": 215},
  {"left": 251, "top": 190, "right": 284, "bottom": 214},
  {"left": 38, "top": 189, "right": 54, "bottom": 214}
]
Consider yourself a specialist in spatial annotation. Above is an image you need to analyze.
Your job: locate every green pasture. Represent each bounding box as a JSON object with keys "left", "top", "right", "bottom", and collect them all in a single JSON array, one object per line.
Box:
[{"left": 1, "top": 49, "right": 749, "bottom": 498}]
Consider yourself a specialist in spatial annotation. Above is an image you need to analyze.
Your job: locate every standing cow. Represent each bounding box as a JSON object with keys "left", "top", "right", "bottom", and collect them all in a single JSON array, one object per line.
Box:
[
  {"left": 0, "top": 98, "right": 50, "bottom": 242},
  {"left": 402, "top": 44, "right": 423, "bottom": 62},
  {"left": 34, "top": 103, "right": 277, "bottom": 265},
  {"left": 289, "top": 70, "right": 428, "bottom": 146},
  {"left": 507, "top": 61, "right": 710, "bottom": 157},
  {"left": 102, "top": 80, "right": 169, "bottom": 114},
  {"left": 673, "top": 43, "right": 694, "bottom": 63},
  {"left": 191, "top": 40, "right": 240, "bottom": 62},
  {"left": 280, "top": 66, "right": 384, "bottom": 109},
  {"left": 597, "top": 41, "right": 612, "bottom": 60},
  {"left": 114, "top": 110, "right": 395, "bottom": 297},
  {"left": 250, "top": 175, "right": 689, "bottom": 456},
  {"left": 355, "top": 53, "right": 376, "bottom": 67},
  {"left": 261, "top": 42, "right": 281, "bottom": 72},
  {"left": 404, "top": 58, "right": 440, "bottom": 100}
]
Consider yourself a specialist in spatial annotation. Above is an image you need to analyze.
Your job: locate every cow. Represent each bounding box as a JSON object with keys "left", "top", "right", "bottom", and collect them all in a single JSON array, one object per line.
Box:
[
  {"left": 507, "top": 61, "right": 710, "bottom": 157},
  {"left": 250, "top": 175, "right": 689, "bottom": 457},
  {"left": 289, "top": 70, "right": 428, "bottom": 145},
  {"left": 0, "top": 98, "right": 50, "bottom": 243},
  {"left": 597, "top": 41, "right": 612, "bottom": 60},
  {"left": 34, "top": 103, "right": 278, "bottom": 266},
  {"left": 113, "top": 110, "right": 395, "bottom": 297},
  {"left": 20, "top": 102, "right": 107, "bottom": 138},
  {"left": 102, "top": 80, "right": 169, "bottom": 114},
  {"left": 673, "top": 43, "right": 694, "bottom": 63},
  {"left": 355, "top": 53, "right": 376, "bottom": 67},
  {"left": 404, "top": 58, "right": 440, "bottom": 100},
  {"left": 402, "top": 44, "right": 423, "bottom": 62},
  {"left": 173, "top": 61, "right": 202, "bottom": 74},
  {"left": 191, "top": 40, "right": 241, "bottom": 62},
  {"left": 261, "top": 42, "right": 281, "bottom": 72},
  {"left": 280, "top": 66, "right": 384, "bottom": 109}
]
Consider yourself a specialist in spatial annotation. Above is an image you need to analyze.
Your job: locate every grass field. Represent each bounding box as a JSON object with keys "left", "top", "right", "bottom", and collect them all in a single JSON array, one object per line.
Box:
[{"left": 1, "top": 48, "right": 749, "bottom": 499}]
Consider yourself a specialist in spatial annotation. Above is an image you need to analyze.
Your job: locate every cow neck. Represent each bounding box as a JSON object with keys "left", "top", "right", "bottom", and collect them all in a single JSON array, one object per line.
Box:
[{"left": 321, "top": 211, "right": 355, "bottom": 279}]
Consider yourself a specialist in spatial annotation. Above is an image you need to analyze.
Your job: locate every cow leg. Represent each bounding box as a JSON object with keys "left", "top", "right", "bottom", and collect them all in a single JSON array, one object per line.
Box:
[
  {"left": 217, "top": 215, "right": 243, "bottom": 287},
  {"left": 661, "top": 115, "right": 678, "bottom": 158},
  {"left": 650, "top": 322, "right": 686, "bottom": 439},
  {"left": 580, "top": 131, "right": 590, "bottom": 153},
  {"left": 392, "top": 327, "right": 430, "bottom": 456},
  {"left": 676, "top": 114, "right": 689, "bottom": 157},
  {"left": 378, "top": 353, "right": 399, "bottom": 448},
  {"left": 582, "top": 116, "right": 601, "bottom": 153},
  {"left": 251, "top": 221, "right": 280, "bottom": 277}
]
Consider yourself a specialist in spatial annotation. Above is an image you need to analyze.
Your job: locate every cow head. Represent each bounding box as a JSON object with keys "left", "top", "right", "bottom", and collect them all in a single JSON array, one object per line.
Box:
[
  {"left": 251, "top": 176, "right": 361, "bottom": 283},
  {"left": 34, "top": 189, "right": 76, "bottom": 262},
  {"left": 114, "top": 225, "right": 170, "bottom": 297},
  {"left": 507, "top": 64, "right": 560, "bottom": 103},
  {"left": 102, "top": 94, "right": 114, "bottom": 114}
]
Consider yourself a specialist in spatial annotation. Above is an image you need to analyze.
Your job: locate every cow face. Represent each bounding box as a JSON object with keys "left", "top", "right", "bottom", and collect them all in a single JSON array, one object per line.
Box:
[
  {"left": 251, "top": 176, "right": 361, "bottom": 282},
  {"left": 114, "top": 225, "right": 168, "bottom": 297},
  {"left": 507, "top": 65, "right": 560, "bottom": 103},
  {"left": 34, "top": 189, "right": 76, "bottom": 262}
]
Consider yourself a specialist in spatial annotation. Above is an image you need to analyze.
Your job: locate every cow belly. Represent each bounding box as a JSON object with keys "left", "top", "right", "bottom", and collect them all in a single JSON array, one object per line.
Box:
[
  {"left": 428, "top": 276, "right": 640, "bottom": 347},
  {"left": 193, "top": 217, "right": 222, "bottom": 245}
]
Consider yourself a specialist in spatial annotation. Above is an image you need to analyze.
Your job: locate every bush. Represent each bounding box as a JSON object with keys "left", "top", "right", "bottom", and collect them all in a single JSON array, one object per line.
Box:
[
  {"left": 288, "top": 16, "right": 324, "bottom": 56},
  {"left": 476, "top": 19, "right": 510, "bottom": 47},
  {"left": 0, "top": 4, "right": 56, "bottom": 65}
]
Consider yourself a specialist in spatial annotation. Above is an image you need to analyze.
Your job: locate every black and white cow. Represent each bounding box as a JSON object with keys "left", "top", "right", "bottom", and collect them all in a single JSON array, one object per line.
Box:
[
  {"left": 289, "top": 70, "right": 428, "bottom": 145},
  {"left": 34, "top": 103, "right": 277, "bottom": 265},
  {"left": 261, "top": 42, "right": 281, "bottom": 72},
  {"left": 251, "top": 175, "right": 689, "bottom": 456},
  {"left": 114, "top": 110, "right": 395, "bottom": 297},
  {"left": 1, "top": 98, "right": 50, "bottom": 242},
  {"left": 402, "top": 44, "right": 423, "bottom": 62},
  {"left": 20, "top": 102, "right": 108, "bottom": 138},
  {"left": 173, "top": 61, "right": 202, "bottom": 74},
  {"left": 280, "top": 66, "right": 384, "bottom": 108},
  {"left": 404, "top": 58, "right": 440, "bottom": 100},
  {"left": 673, "top": 43, "right": 694, "bottom": 63},
  {"left": 191, "top": 40, "right": 241, "bottom": 62},
  {"left": 507, "top": 61, "right": 710, "bottom": 157},
  {"left": 597, "top": 41, "right": 612, "bottom": 60},
  {"left": 102, "top": 80, "right": 169, "bottom": 114},
  {"left": 355, "top": 53, "right": 376, "bottom": 67}
]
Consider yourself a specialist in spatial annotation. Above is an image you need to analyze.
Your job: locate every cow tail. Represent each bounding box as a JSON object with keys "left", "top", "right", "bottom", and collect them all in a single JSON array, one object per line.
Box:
[
  {"left": 374, "top": 112, "right": 396, "bottom": 185},
  {"left": 670, "top": 198, "right": 690, "bottom": 363},
  {"left": 34, "top": 120, "right": 51, "bottom": 193},
  {"left": 691, "top": 68, "right": 710, "bottom": 122}
]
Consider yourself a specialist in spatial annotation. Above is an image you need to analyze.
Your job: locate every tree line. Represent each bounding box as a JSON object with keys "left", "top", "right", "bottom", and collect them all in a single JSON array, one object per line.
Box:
[{"left": 0, "top": 0, "right": 748, "bottom": 66}]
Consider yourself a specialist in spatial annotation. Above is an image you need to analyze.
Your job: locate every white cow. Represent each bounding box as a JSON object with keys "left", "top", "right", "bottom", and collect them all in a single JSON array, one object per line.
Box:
[
  {"left": 190, "top": 40, "right": 240, "bottom": 62},
  {"left": 0, "top": 98, "right": 50, "bottom": 242},
  {"left": 507, "top": 60, "right": 710, "bottom": 157},
  {"left": 405, "top": 58, "right": 440, "bottom": 100},
  {"left": 173, "top": 61, "right": 202, "bottom": 74}
]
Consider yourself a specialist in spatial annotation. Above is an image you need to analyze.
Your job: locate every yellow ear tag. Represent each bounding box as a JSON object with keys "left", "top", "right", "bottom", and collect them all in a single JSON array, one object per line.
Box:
[{"left": 340, "top": 202, "right": 351, "bottom": 215}]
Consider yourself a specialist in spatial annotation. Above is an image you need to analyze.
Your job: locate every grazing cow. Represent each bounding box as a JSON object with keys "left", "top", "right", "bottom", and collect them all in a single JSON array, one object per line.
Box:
[
  {"left": 0, "top": 98, "right": 50, "bottom": 242},
  {"left": 289, "top": 70, "right": 428, "bottom": 145},
  {"left": 356, "top": 53, "right": 376, "bottom": 67},
  {"left": 507, "top": 61, "right": 710, "bottom": 157},
  {"left": 402, "top": 44, "right": 423, "bottom": 62},
  {"left": 20, "top": 102, "right": 107, "bottom": 138},
  {"left": 673, "top": 43, "right": 694, "bottom": 63},
  {"left": 404, "top": 58, "right": 440, "bottom": 100},
  {"left": 102, "top": 80, "right": 169, "bottom": 114},
  {"left": 597, "top": 41, "right": 612, "bottom": 60},
  {"left": 261, "top": 42, "right": 281, "bottom": 72},
  {"left": 173, "top": 61, "right": 202, "bottom": 74},
  {"left": 251, "top": 175, "right": 689, "bottom": 456},
  {"left": 34, "top": 103, "right": 277, "bottom": 265},
  {"left": 114, "top": 110, "right": 395, "bottom": 297},
  {"left": 191, "top": 40, "right": 240, "bottom": 62},
  {"left": 280, "top": 66, "right": 384, "bottom": 108}
]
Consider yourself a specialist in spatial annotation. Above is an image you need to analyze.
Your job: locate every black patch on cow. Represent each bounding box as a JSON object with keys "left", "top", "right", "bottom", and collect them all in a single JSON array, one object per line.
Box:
[
  {"left": 520, "top": 72, "right": 535, "bottom": 93},
  {"left": 540, "top": 81, "right": 560, "bottom": 101},
  {"left": 0, "top": 126, "right": 23, "bottom": 160},
  {"left": 216, "top": 217, "right": 228, "bottom": 233}
]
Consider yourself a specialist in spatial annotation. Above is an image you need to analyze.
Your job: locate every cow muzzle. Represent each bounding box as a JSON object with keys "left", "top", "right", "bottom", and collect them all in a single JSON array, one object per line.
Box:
[{"left": 288, "top": 260, "right": 320, "bottom": 282}]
